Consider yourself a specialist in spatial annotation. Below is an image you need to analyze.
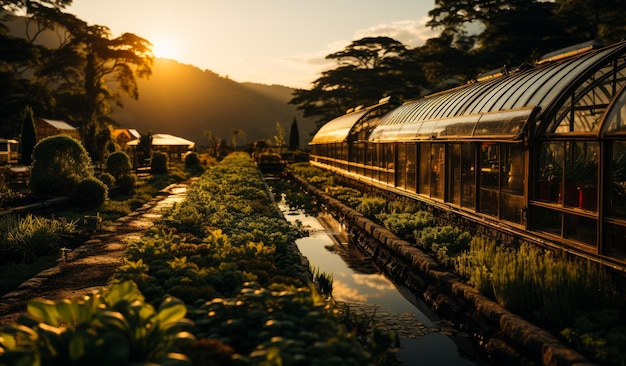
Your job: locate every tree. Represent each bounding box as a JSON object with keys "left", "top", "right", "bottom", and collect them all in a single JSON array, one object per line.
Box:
[
  {"left": 20, "top": 105, "right": 37, "bottom": 166},
  {"left": 29, "top": 135, "right": 93, "bottom": 196},
  {"left": 289, "top": 36, "right": 415, "bottom": 129},
  {"left": 274, "top": 122, "right": 285, "bottom": 154},
  {"left": 34, "top": 8, "right": 152, "bottom": 145},
  {"left": 553, "top": 0, "right": 626, "bottom": 45},
  {"left": 288, "top": 117, "right": 299, "bottom": 151},
  {"left": 136, "top": 131, "right": 152, "bottom": 167},
  {"left": 231, "top": 129, "right": 245, "bottom": 150},
  {"left": 203, "top": 130, "right": 221, "bottom": 157}
]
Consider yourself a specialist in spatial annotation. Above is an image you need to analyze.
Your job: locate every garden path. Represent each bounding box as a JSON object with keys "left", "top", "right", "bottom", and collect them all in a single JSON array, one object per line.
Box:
[{"left": 0, "top": 181, "right": 191, "bottom": 327}]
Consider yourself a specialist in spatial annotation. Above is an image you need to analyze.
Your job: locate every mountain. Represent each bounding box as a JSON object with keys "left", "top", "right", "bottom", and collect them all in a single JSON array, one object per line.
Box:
[{"left": 110, "top": 58, "right": 317, "bottom": 148}]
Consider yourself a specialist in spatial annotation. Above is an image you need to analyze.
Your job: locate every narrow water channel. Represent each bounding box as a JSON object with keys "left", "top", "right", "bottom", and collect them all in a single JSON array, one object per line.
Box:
[{"left": 278, "top": 198, "right": 487, "bottom": 365}]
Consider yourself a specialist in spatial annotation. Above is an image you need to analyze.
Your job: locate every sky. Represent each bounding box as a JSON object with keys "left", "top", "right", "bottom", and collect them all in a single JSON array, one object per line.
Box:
[{"left": 66, "top": 0, "right": 439, "bottom": 89}]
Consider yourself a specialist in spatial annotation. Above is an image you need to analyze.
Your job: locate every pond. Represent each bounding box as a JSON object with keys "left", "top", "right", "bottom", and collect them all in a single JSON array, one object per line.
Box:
[{"left": 278, "top": 199, "right": 488, "bottom": 365}]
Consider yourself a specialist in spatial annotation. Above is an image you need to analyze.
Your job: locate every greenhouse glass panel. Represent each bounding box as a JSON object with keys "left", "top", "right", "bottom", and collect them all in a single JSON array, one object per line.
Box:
[
  {"left": 419, "top": 143, "right": 431, "bottom": 195},
  {"left": 535, "top": 142, "right": 564, "bottom": 204},
  {"left": 603, "top": 85, "right": 626, "bottom": 135},
  {"left": 461, "top": 143, "right": 476, "bottom": 209},
  {"left": 607, "top": 141, "right": 626, "bottom": 219}
]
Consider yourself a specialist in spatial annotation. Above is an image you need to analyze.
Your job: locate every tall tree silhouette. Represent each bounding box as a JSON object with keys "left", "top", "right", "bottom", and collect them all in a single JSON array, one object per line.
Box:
[
  {"left": 34, "top": 7, "right": 152, "bottom": 154},
  {"left": 20, "top": 105, "right": 37, "bottom": 166},
  {"left": 290, "top": 37, "right": 413, "bottom": 129},
  {"left": 288, "top": 117, "right": 299, "bottom": 151}
]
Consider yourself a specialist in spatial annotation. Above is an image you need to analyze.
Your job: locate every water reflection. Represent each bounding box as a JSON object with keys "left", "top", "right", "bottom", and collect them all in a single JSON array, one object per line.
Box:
[{"left": 280, "top": 199, "right": 483, "bottom": 365}]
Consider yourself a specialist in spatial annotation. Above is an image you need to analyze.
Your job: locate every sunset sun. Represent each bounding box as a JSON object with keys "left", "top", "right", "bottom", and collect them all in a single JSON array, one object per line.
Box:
[{"left": 152, "top": 38, "right": 181, "bottom": 60}]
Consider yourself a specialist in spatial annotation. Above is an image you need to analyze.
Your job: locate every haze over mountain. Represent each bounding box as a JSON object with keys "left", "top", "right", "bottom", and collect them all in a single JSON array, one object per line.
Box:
[{"left": 110, "top": 58, "right": 318, "bottom": 148}]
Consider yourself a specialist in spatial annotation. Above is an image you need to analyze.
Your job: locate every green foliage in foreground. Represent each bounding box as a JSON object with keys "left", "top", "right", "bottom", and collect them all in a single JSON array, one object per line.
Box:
[{"left": 0, "top": 281, "right": 193, "bottom": 365}]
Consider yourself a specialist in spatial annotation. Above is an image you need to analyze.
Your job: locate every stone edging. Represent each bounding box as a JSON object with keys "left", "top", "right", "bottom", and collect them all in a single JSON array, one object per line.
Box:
[{"left": 291, "top": 173, "right": 595, "bottom": 366}]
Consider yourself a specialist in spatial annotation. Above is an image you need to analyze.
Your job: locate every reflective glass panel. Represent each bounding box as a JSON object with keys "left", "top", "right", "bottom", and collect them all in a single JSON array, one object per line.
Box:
[
  {"left": 603, "top": 85, "right": 626, "bottom": 134},
  {"left": 447, "top": 144, "right": 461, "bottom": 205},
  {"left": 431, "top": 143, "right": 445, "bottom": 200},
  {"left": 419, "top": 143, "right": 430, "bottom": 195},
  {"left": 563, "top": 141, "right": 598, "bottom": 211},
  {"left": 605, "top": 223, "right": 626, "bottom": 258},
  {"left": 396, "top": 144, "right": 407, "bottom": 189},
  {"left": 479, "top": 142, "right": 499, "bottom": 216},
  {"left": 563, "top": 213, "right": 597, "bottom": 246},
  {"left": 406, "top": 143, "right": 417, "bottom": 192},
  {"left": 535, "top": 142, "right": 563, "bottom": 203},
  {"left": 461, "top": 143, "right": 476, "bottom": 209},
  {"left": 532, "top": 206, "right": 562, "bottom": 236},
  {"left": 607, "top": 141, "right": 626, "bottom": 218}
]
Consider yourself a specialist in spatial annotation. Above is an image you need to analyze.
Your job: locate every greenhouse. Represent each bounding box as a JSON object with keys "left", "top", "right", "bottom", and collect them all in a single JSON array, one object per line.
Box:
[{"left": 310, "top": 40, "right": 626, "bottom": 269}]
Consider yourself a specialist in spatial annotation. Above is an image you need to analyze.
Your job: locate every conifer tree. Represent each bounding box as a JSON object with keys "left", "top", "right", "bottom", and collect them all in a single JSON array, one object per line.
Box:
[
  {"left": 289, "top": 117, "right": 300, "bottom": 151},
  {"left": 20, "top": 105, "right": 37, "bottom": 166}
]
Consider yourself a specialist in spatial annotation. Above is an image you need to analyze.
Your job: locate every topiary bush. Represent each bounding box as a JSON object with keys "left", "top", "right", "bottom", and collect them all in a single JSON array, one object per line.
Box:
[
  {"left": 99, "top": 172, "right": 115, "bottom": 187},
  {"left": 105, "top": 151, "right": 132, "bottom": 180},
  {"left": 185, "top": 152, "right": 200, "bottom": 167},
  {"left": 29, "top": 135, "right": 93, "bottom": 196},
  {"left": 185, "top": 152, "right": 205, "bottom": 176},
  {"left": 116, "top": 174, "right": 136, "bottom": 195},
  {"left": 151, "top": 151, "right": 168, "bottom": 174},
  {"left": 71, "top": 176, "right": 108, "bottom": 208},
  {"left": 356, "top": 196, "right": 387, "bottom": 219}
]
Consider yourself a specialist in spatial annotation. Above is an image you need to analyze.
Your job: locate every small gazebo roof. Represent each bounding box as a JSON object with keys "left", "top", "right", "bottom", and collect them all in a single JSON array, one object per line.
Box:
[{"left": 127, "top": 133, "right": 195, "bottom": 149}]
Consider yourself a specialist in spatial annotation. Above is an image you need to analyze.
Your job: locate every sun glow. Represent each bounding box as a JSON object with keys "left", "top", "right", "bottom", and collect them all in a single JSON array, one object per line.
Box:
[{"left": 152, "top": 38, "right": 181, "bottom": 60}]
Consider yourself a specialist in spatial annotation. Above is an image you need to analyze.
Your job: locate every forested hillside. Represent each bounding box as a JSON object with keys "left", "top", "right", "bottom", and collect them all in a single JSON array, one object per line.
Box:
[{"left": 110, "top": 58, "right": 317, "bottom": 147}]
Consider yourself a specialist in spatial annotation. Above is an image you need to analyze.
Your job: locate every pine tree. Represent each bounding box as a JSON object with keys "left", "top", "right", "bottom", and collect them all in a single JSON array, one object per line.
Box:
[
  {"left": 289, "top": 117, "right": 300, "bottom": 151},
  {"left": 20, "top": 106, "right": 37, "bottom": 166}
]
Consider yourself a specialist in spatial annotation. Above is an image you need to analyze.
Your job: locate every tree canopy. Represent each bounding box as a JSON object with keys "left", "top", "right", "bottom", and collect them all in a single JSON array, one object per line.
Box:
[{"left": 0, "top": 0, "right": 152, "bottom": 161}]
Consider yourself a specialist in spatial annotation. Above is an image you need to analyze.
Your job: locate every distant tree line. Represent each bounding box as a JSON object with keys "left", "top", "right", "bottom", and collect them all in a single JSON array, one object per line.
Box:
[
  {"left": 290, "top": 0, "right": 626, "bottom": 129},
  {"left": 0, "top": 0, "right": 152, "bottom": 162}
]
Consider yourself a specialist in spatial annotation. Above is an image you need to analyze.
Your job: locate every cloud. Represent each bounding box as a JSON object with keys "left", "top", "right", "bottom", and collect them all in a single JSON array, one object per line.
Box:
[{"left": 353, "top": 18, "right": 439, "bottom": 47}]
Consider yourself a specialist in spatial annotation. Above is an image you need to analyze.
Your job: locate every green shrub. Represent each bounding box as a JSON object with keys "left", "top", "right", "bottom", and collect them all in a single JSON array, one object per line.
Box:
[
  {"left": 185, "top": 152, "right": 200, "bottom": 167},
  {"left": 561, "top": 309, "right": 626, "bottom": 365},
  {"left": 356, "top": 196, "right": 387, "bottom": 219},
  {"left": 376, "top": 211, "right": 435, "bottom": 239},
  {"left": 71, "top": 177, "right": 108, "bottom": 208},
  {"left": 0, "top": 214, "right": 77, "bottom": 263},
  {"left": 29, "top": 135, "right": 93, "bottom": 196},
  {"left": 325, "top": 186, "right": 362, "bottom": 208},
  {"left": 417, "top": 226, "right": 472, "bottom": 252},
  {"left": 151, "top": 151, "right": 168, "bottom": 174},
  {"left": 116, "top": 174, "right": 136, "bottom": 194},
  {"left": 98, "top": 172, "right": 115, "bottom": 187},
  {"left": 106, "top": 151, "right": 132, "bottom": 180},
  {"left": 455, "top": 237, "right": 617, "bottom": 327}
]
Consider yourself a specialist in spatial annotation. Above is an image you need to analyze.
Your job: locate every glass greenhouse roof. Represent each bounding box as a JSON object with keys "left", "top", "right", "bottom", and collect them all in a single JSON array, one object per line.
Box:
[{"left": 364, "top": 41, "right": 626, "bottom": 142}]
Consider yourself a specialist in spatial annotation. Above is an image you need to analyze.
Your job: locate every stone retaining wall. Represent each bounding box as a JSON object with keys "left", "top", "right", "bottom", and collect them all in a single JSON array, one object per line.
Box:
[{"left": 291, "top": 173, "right": 595, "bottom": 366}]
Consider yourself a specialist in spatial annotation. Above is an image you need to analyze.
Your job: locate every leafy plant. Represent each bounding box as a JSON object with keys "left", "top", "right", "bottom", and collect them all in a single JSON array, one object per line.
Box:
[
  {"left": 416, "top": 226, "right": 471, "bottom": 263},
  {"left": 0, "top": 214, "right": 78, "bottom": 263},
  {"left": 0, "top": 281, "right": 194, "bottom": 365},
  {"left": 377, "top": 211, "right": 435, "bottom": 239},
  {"left": 357, "top": 196, "right": 387, "bottom": 219}
]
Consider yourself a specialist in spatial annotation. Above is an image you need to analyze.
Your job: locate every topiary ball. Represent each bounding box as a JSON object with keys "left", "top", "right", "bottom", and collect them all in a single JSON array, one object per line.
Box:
[{"left": 72, "top": 176, "right": 108, "bottom": 208}]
